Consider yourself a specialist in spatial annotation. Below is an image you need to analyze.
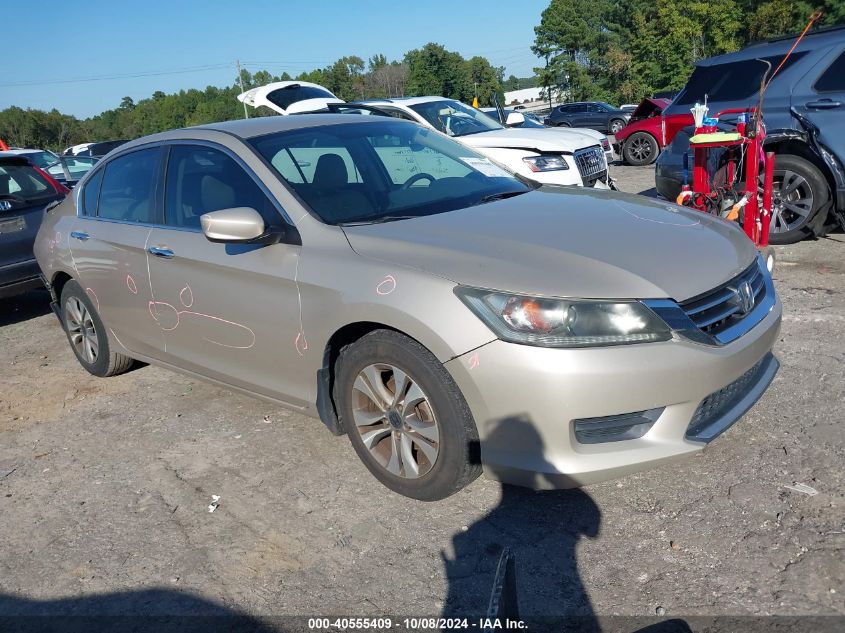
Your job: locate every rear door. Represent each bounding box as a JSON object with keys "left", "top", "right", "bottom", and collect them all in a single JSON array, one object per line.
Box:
[
  {"left": 792, "top": 46, "right": 845, "bottom": 177},
  {"left": 584, "top": 104, "right": 606, "bottom": 130},
  {"left": 145, "top": 143, "right": 303, "bottom": 404},
  {"left": 68, "top": 147, "right": 166, "bottom": 359}
]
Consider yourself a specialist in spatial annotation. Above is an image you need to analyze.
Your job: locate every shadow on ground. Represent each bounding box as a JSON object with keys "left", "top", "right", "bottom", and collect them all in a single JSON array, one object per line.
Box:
[{"left": 0, "top": 289, "right": 52, "bottom": 327}]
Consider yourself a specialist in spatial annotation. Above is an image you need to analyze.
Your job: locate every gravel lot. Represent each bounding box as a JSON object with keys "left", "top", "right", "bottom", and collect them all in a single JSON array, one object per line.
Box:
[{"left": 0, "top": 161, "right": 842, "bottom": 631}]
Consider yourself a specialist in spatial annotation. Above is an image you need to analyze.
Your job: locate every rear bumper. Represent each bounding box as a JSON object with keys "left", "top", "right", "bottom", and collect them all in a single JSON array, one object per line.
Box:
[{"left": 0, "top": 259, "right": 43, "bottom": 299}]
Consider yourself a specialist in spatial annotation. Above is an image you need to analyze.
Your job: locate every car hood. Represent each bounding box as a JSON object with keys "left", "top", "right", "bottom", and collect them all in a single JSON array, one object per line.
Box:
[
  {"left": 458, "top": 127, "right": 601, "bottom": 153},
  {"left": 342, "top": 188, "right": 756, "bottom": 302}
]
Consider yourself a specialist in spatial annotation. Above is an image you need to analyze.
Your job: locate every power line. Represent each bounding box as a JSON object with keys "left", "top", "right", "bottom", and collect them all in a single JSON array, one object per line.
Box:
[{"left": 0, "top": 63, "right": 233, "bottom": 88}]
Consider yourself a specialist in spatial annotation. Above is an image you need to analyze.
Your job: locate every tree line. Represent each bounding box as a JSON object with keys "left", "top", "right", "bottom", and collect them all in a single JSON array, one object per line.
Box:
[
  {"left": 0, "top": 43, "right": 508, "bottom": 152},
  {"left": 533, "top": 0, "right": 845, "bottom": 104}
]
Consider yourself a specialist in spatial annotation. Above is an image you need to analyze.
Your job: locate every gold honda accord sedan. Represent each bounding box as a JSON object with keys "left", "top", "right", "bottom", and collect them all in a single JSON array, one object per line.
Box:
[{"left": 34, "top": 115, "right": 781, "bottom": 500}]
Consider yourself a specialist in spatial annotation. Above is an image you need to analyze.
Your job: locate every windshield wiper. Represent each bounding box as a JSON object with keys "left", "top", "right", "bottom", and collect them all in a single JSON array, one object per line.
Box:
[
  {"left": 475, "top": 190, "right": 528, "bottom": 205},
  {"left": 339, "top": 215, "right": 418, "bottom": 226}
]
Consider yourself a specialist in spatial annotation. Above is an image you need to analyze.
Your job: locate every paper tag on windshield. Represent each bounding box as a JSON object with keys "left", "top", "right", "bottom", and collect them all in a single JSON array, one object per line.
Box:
[{"left": 460, "top": 157, "right": 511, "bottom": 178}]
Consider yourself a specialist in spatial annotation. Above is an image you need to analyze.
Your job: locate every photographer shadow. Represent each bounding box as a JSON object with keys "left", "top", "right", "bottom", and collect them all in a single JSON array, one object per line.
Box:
[{"left": 441, "top": 416, "right": 691, "bottom": 633}]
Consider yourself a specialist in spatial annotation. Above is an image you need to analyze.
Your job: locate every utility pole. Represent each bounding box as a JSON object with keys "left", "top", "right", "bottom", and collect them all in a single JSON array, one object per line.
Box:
[{"left": 236, "top": 60, "right": 249, "bottom": 119}]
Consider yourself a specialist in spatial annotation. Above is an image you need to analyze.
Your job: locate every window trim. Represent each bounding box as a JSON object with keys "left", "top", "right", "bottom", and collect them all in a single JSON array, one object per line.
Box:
[{"left": 812, "top": 48, "right": 845, "bottom": 94}]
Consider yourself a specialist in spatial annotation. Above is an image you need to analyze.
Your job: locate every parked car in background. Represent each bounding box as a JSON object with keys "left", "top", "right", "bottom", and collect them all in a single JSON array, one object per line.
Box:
[
  {"left": 544, "top": 102, "right": 631, "bottom": 135},
  {"left": 619, "top": 104, "right": 638, "bottom": 113},
  {"left": 35, "top": 115, "right": 780, "bottom": 500},
  {"left": 7, "top": 148, "right": 99, "bottom": 188},
  {"left": 63, "top": 140, "right": 129, "bottom": 158},
  {"left": 656, "top": 24, "right": 845, "bottom": 244},
  {"left": 241, "top": 84, "right": 613, "bottom": 189},
  {"left": 481, "top": 107, "right": 613, "bottom": 164},
  {"left": 613, "top": 98, "right": 672, "bottom": 166},
  {"left": 1, "top": 153, "right": 68, "bottom": 298}
]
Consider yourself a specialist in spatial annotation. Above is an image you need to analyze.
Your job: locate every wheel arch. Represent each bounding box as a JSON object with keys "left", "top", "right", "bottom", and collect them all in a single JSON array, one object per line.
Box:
[{"left": 764, "top": 133, "right": 835, "bottom": 199}]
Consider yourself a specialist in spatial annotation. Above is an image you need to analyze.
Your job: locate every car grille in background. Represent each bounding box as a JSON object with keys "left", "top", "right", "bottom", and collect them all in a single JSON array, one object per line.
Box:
[
  {"left": 573, "top": 145, "right": 606, "bottom": 185},
  {"left": 686, "top": 354, "right": 770, "bottom": 441},
  {"left": 679, "top": 261, "right": 766, "bottom": 342}
]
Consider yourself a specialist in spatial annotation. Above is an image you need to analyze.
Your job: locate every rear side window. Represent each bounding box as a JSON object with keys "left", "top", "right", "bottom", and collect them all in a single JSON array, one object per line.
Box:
[
  {"left": 674, "top": 53, "right": 808, "bottom": 106},
  {"left": 164, "top": 145, "right": 278, "bottom": 229},
  {"left": 80, "top": 168, "right": 104, "bottom": 216},
  {"left": 0, "top": 163, "right": 51, "bottom": 202},
  {"left": 97, "top": 148, "right": 160, "bottom": 223},
  {"left": 814, "top": 50, "right": 845, "bottom": 92}
]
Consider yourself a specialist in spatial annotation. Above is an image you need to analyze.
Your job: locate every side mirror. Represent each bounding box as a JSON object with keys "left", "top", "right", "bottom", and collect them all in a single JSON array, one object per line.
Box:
[
  {"left": 200, "top": 207, "right": 268, "bottom": 243},
  {"left": 505, "top": 112, "right": 525, "bottom": 127}
]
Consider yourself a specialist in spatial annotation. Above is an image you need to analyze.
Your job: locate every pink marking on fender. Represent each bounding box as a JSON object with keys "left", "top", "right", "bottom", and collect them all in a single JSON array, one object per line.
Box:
[
  {"left": 179, "top": 284, "right": 193, "bottom": 308},
  {"left": 295, "top": 331, "right": 309, "bottom": 357},
  {"left": 126, "top": 274, "right": 138, "bottom": 295},
  {"left": 468, "top": 351, "right": 480, "bottom": 369},
  {"left": 376, "top": 274, "right": 396, "bottom": 296},
  {"left": 85, "top": 287, "right": 99, "bottom": 310}
]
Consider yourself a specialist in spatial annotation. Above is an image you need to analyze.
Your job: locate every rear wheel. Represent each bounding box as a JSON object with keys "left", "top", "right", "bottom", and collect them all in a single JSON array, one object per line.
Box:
[
  {"left": 61, "top": 280, "right": 134, "bottom": 377},
  {"left": 766, "top": 154, "right": 830, "bottom": 244},
  {"left": 609, "top": 118, "right": 626, "bottom": 135},
  {"left": 623, "top": 132, "right": 660, "bottom": 166},
  {"left": 334, "top": 330, "right": 481, "bottom": 501}
]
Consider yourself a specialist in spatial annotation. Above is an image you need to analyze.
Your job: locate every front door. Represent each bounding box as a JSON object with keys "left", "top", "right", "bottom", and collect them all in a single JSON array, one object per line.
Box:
[
  {"left": 68, "top": 147, "right": 165, "bottom": 359},
  {"left": 146, "top": 143, "right": 303, "bottom": 404}
]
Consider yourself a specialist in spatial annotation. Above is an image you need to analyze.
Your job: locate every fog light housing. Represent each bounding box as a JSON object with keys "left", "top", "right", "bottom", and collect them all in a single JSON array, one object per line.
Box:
[{"left": 573, "top": 407, "right": 663, "bottom": 444}]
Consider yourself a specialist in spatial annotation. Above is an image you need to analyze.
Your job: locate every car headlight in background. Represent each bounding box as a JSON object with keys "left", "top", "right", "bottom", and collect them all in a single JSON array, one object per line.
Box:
[
  {"left": 522, "top": 155, "right": 569, "bottom": 172},
  {"left": 601, "top": 137, "right": 611, "bottom": 152},
  {"left": 456, "top": 288, "right": 672, "bottom": 347}
]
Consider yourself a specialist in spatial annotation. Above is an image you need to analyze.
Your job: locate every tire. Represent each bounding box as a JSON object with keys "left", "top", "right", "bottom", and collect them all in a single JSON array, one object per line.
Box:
[
  {"left": 333, "top": 329, "right": 481, "bottom": 501},
  {"left": 60, "top": 280, "right": 134, "bottom": 377},
  {"left": 556, "top": 121, "right": 571, "bottom": 128},
  {"left": 766, "top": 154, "right": 830, "bottom": 245},
  {"left": 609, "top": 118, "right": 626, "bottom": 135},
  {"left": 622, "top": 132, "right": 660, "bottom": 166}
]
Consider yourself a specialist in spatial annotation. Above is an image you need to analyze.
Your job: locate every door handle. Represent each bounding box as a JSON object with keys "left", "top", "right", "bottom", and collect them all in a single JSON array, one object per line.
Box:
[
  {"left": 70, "top": 231, "right": 89, "bottom": 241},
  {"left": 806, "top": 99, "right": 842, "bottom": 109},
  {"left": 148, "top": 246, "right": 175, "bottom": 259}
]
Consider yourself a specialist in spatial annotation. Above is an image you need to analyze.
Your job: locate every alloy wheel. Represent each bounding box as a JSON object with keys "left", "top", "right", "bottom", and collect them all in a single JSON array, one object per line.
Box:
[
  {"left": 629, "top": 137, "right": 653, "bottom": 161},
  {"left": 762, "top": 170, "right": 815, "bottom": 234},
  {"left": 611, "top": 120, "right": 624, "bottom": 134},
  {"left": 65, "top": 296, "right": 99, "bottom": 364},
  {"left": 351, "top": 363, "right": 440, "bottom": 479}
]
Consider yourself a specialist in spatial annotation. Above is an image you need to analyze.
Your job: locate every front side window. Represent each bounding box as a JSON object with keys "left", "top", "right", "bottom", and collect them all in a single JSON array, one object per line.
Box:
[
  {"left": 251, "top": 120, "right": 529, "bottom": 225},
  {"left": 97, "top": 148, "right": 160, "bottom": 223},
  {"left": 164, "top": 145, "right": 277, "bottom": 229},
  {"left": 408, "top": 100, "right": 502, "bottom": 137}
]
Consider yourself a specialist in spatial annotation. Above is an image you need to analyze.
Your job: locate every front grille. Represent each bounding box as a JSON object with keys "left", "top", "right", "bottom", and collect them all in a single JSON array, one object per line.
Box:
[
  {"left": 573, "top": 145, "right": 606, "bottom": 184},
  {"left": 686, "top": 354, "right": 770, "bottom": 441},
  {"left": 680, "top": 260, "right": 766, "bottom": 340}
]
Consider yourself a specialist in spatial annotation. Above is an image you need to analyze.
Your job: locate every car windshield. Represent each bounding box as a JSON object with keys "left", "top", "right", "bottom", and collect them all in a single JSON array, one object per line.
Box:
[
  {"left": 408, "top": 100, "right": 503, "bottom": 137},
  {"left": 0, "top": 162, "right": 56, "bottom": 205},
  {"left": 250, "top": 119, "right": 530, "bottom": 225},
  {"left": 21, "top": 151, "right": 59, "bottom": 169}
]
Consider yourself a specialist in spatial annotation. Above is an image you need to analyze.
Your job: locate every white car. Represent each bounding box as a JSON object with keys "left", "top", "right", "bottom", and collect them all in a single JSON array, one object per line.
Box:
[{"left": 239, "top": 84, "right": 612, "bottom": 189}]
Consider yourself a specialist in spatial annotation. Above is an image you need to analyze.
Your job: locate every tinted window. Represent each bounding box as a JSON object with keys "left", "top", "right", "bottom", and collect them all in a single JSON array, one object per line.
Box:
[
  {"left": 266, "top": 85, "right": 336, "bottom": 110},
  {"left": 165, "top": 145, "right": 277, "bottom": 229},
  {"left": 251, "top": 120, "right": 528, "bottom": 225},
  {"left": 97, "top": 148, "right": 160, "bottom": 223},
  {"left": 674, "top": 53, "right": 807, "bottom": 106},
  {"left": 80, "top": 168, "right": 104, "bottom": 216},
  {"left": 0, "top": 163, "right": 53, "bottom": 204},
  {"left": 814, "top": 50, "right": 845, "bottom": 92}
]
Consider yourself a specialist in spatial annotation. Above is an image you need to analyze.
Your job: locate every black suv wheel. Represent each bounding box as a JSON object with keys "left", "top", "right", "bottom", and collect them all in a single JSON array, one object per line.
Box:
[{"left": 767, "top": 154, "right": 830, "bottom": 245}]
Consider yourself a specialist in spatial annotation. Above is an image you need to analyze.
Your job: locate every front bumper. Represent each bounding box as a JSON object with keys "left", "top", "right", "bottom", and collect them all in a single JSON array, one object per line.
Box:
[{"left": 444, "top": 295, "right": 781, "bottom": 489}]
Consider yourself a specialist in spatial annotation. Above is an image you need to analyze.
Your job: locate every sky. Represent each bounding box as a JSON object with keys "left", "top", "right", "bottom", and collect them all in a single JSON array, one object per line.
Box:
[{"left": 2, "top": 0, "right": 548, "bottom": 118}]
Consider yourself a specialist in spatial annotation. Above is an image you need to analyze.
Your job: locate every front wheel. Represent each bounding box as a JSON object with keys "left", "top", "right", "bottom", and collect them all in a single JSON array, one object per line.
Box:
[
  {"left": 766, "top": 154, "right": 830, "bottom": 245},
  {"left": 622, "top": 132, "right": 659, "bottom": 166},
  {"left": 334, "top": 330, "right": 481, "bottom": 501}
]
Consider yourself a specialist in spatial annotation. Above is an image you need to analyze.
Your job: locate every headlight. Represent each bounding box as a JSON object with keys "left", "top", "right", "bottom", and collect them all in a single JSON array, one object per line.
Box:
[
  {"left": 455, "top": 288, "right": 672, "bottom": 348},
  {"left": 601, "top": 138, "right": 610, "bottom": 151},
  {"left": 522, "top": 155, "right": 569, "bottom": 172}
]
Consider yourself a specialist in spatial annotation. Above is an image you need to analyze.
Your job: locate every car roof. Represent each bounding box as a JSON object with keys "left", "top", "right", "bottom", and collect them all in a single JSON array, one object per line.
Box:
[
  {"left": 0, "top": 152, "right": 32, "bottom": 166},
  {"left": 697, "top": 24, "right": 844, "bottom": 66},
  {"left": 113, "top": 114, "right": 414, "bottom": 152},
  {"left": 359, "top": 96, "right": 458, "bottom": 107}
]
